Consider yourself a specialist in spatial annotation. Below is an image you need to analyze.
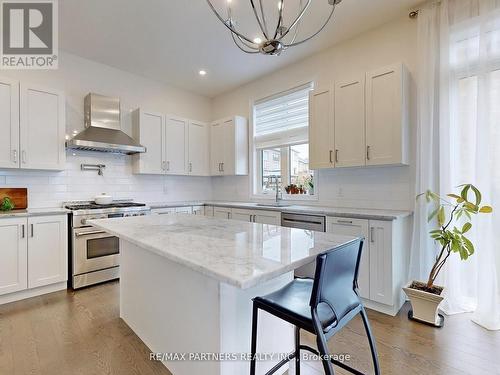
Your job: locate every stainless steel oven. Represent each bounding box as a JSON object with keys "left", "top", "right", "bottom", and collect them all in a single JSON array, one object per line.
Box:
[
  {"left": 65, "top": 201, "right": 150, "bottom": 289},
  {"left": 73, "top": 227, "right": 120, "bottom": 275}
]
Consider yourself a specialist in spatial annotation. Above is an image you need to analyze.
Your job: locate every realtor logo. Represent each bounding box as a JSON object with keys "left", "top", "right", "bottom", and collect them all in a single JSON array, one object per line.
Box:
[{"left": 0, "top": 0, "right": 58, "bottom": 69}]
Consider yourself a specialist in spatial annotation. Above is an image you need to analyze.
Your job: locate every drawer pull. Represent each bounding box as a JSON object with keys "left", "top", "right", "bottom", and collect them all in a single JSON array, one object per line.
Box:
[{"left": 337, "top": 219, "right": 353, "bottom": 224}]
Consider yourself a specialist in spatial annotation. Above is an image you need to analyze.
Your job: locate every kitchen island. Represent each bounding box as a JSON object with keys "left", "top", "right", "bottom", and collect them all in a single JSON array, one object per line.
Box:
[{"left": 89, "top": 214, "right": 357, "bottom": 375}]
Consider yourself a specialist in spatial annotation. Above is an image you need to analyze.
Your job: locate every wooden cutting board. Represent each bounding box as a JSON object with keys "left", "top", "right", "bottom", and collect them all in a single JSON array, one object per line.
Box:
[{"left": 0, "top": 188, "right": 28, "bottom": 209}]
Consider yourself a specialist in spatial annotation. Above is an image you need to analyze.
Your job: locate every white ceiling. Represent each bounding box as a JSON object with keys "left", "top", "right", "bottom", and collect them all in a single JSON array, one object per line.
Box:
[{"left": 59, "top": 0, "right": 421, "bottom": 98}]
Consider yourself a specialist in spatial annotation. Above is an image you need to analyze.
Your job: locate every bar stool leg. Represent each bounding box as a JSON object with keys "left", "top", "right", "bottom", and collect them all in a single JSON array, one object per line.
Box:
[
  {"left": 360, "top": 307, "right": 380, "bottom": 375},
  {"left": 294, "top": 326, "right": 301, "bottom": 375},
  {"left": 250, "top": 303, "right": 259, "bottom": 375},
  {"left": 316, "top": 331, "right": 335, "bottom": 375}
]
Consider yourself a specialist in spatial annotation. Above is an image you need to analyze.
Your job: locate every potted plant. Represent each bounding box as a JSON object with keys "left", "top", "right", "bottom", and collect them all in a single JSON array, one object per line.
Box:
[{"left": 404, "top": 184, "right": 493, "bottom": 327}]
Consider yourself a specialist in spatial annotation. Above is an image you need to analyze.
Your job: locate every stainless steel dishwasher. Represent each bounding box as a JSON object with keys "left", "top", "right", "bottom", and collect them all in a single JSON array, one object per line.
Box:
[{"left": 281, "top": 212, "right": 326, "bottom": 277}]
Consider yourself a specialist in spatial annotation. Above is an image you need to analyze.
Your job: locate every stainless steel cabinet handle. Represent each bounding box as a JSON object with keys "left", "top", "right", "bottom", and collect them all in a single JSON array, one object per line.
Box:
[
  {"left": 218, "top": 163, "right": 221, "bottom": 172},
  {"left": 370, "top": 227, "right": 375, "bottom": 243},
  {"left": 21, "top": 224, "right": 25, "bottom": 238},
  {"left": 335, "top": 149, "right": 339, "bottom": 163},
  {"left": 366, "top": 146, "right": 371, "bottom": 161},
  {"left": 12, "top": 149, "right": 17, "bottom": 163},
  {"left": 329, "top": 150, "right": 333, "bottom": 163},
  {"left": 189, "top": 162, "right": 192, "bottom": 172},
  {"left": 227, "top": 212, "right": 230, "bottom": 219},
  {"left": 162, "top": 161, "right": 166, "bottom": 171},
  {"left": 30, "top": 223, "right": 34, "bottom": 237},
  {"left": 166, "top": 161, "right": 170, "bottom": 171},
  {"left": 75, "top": 230, "right": 106, "bottom": 237},
  {"left": 22, "top": 150, "right": 27, "bottom": 164},
  {"left": 221, "top": 162, "right": 224, "bottom": 172}
]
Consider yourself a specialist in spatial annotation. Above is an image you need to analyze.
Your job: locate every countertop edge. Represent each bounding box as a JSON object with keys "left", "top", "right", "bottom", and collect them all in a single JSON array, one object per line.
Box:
[
  {"left": 0, "top": 208, "right": 69, "bottom": 218},
  {"left": 148, "top": 201, "right": 413, "bottom": 221}
]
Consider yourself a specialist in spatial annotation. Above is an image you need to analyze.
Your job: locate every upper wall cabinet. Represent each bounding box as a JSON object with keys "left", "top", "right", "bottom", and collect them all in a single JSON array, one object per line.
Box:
[
  {"left": 132, "top": 110, "right": 164, "bottom": 174},
  {"left": 164, "top": 115, "right": 188, "bottom": 175},
  {"left": 132, "top": 110, "right": 209, "bottom": 176},
  {"left": 210, "top": 116, "right": 248, "bottom": 176},
  {"left": 0, "top": 77, "right": 65, "bottom": 171},
  {"left": 309, "top": 63, "right": 410, "bottom": 170},
  {"left": 334, "top": 76, "right": 366, "bottom": 167},
  {"left": 366, "top": 63, "right": 410, "bottom": 166},
  {"left": 309, "top": 87, "right": 335, "bottom": 169},
  {"left": 0, "top": 77, "right": 19, "bottom": 169},
  {"left": 188, "top": 120, "right": 209, "bottom": 176}
]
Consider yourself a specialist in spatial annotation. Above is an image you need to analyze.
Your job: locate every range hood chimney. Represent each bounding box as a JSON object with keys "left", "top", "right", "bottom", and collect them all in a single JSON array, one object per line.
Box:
[{"left": 66, "top": 93, "right": 146, "bottom": 154}]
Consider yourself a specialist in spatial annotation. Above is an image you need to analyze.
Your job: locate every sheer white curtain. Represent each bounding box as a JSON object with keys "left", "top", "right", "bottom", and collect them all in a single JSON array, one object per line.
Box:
[
  {"left": 409, "top": 1, "right": 442, "bottom": 286},
  {"left": 411, "top": 0, "right": 500, "bottom": 330}
]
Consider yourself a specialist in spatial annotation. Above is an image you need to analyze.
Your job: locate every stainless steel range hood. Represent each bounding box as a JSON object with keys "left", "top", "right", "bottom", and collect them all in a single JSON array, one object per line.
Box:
[{"left": 66, "top": 93, "right": 146, "bottom": 154}]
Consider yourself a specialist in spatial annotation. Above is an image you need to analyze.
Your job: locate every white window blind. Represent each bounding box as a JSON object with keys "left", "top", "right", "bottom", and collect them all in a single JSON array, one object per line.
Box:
[{"left": 254, "top": 83, "right": 313, "bottom": 149}]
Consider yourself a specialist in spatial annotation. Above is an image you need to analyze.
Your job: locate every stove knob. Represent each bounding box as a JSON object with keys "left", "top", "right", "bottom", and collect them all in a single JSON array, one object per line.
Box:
[{"left": 81, "top": 218, "right": 87, "bottom": 225}]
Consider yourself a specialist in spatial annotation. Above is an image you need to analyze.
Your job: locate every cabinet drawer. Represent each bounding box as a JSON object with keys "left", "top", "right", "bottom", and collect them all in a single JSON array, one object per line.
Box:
[{"left": 326, "top": 216, "right": 370, "bottom": 299}]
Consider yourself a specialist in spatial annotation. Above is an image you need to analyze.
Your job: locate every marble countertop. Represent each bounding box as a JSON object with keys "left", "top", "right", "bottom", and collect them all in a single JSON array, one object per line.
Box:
[
  {"left": 148, "top": 200, "right": 412, "bottom": 221},
  {"left": 88, "top": 214, "right": 357, "bottom": 289},
  {"left": 0, "top": 207, "right": 69, "bottom": 218}
]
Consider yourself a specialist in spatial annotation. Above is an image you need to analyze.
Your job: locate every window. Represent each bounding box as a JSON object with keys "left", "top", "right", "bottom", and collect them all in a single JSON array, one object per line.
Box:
[{"left": 253, "top": 83, "right": 315, "bottom": 197}]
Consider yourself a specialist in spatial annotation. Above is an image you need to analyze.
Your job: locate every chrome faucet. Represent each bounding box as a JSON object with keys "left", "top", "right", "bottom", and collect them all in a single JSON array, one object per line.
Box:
[{"left": 272, "top": 175, "right": 282, "bottom": 203}]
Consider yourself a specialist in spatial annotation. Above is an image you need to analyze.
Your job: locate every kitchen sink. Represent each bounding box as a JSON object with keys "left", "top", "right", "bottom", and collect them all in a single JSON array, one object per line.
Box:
[{"left": 256, "top": 203, "right": 291, "bottom": 208}]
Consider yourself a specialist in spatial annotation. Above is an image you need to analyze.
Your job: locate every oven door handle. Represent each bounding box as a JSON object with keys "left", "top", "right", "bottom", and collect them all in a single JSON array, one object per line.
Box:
[{"left": 75, "top": 230, "right": 107, "bottom": 237}]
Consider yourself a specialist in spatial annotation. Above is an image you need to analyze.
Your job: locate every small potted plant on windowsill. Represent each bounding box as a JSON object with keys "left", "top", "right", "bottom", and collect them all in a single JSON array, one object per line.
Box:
[{"left": 403, "top": 184, "right": 493, "bottom": 327}]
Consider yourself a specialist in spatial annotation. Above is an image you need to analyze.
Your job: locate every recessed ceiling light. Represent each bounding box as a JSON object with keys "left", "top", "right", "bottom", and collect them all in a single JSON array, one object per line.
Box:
[
  {"left": 253, "top": 37, "right": 262, "bottom": 44},
  {"left": 199, "top": 70, "right": 207, "bottom": 76}
]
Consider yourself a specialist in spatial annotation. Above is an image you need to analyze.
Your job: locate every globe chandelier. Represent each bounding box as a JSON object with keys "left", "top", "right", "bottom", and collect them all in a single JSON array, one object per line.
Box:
[{"left": 205, "top": 0, "right": 343, "bottom": 55}]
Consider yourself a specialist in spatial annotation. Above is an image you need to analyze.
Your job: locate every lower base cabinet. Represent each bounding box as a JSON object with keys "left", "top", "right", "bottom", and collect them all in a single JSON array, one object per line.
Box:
[
  {"left": 0, "top": 214, "right": 67, "bottom": 299},
  {"left": 222, "top": 207, "right": 281, "bottom": 225},
  {"left": 327, "top": 216, "right": 411, "bottom": 316},
  {"left": 0, "top": 218, "right": 27, "bottom": 296}
]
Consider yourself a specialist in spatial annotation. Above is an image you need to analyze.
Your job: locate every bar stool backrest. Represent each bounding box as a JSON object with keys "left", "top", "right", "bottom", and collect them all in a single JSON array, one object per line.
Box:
[{"left": 309, "top": 238, "right": 364, "bottom": 324}]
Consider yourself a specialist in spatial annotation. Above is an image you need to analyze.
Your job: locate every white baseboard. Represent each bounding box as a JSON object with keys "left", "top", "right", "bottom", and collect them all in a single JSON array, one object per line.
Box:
[{"left": 0, "top": 281, "right": 67, "bottom": 305}]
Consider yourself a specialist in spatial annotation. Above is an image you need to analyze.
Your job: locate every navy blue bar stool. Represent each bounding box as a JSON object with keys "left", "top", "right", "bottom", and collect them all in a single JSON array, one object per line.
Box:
[{"left": 250, "top": 238, "right": 380, "bottom": 375}]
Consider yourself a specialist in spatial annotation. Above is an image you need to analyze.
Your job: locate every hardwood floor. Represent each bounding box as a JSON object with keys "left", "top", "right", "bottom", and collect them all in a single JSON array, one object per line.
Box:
[{"left": 0, "top": 282, "right": 498, "bottom": 375}]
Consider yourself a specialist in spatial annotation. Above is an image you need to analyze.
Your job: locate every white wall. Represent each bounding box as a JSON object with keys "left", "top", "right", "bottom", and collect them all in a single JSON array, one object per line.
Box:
[
  {"left": 211, "top": 16, "right": 417, "bottom": 211},
  {"left": 0, "top": 52, "right": 213, "bottom": 208}
]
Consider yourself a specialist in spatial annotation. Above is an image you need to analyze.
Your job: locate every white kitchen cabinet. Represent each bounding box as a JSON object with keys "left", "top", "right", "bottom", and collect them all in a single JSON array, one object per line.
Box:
[
  {"left": 27, "top": 215, "right": 67, "bottom": 289},
  {"left": 19, "top": 84, "right": 66, "bottom": 170},
  {"left": 205, "top": 206, "right": 214, "bottom": 217},
  {"left": 210, "top": 116, "right": 248, "bottom": 176},
  {"left": 152, "top": 207, "right": 176, "bottom": 215},
  {"left": 334, "top": 77, "right": 366, "bottom": 167},
  {"left": 223, "top": 208, "right": 281, "bottom": 225},
  {"left": 366, "top": 63, "right": 410, "bottom": 166},
  {"left": 165, "top": 115, "right": 188, "bottom": 175},
  {"left": 327, "top": 217, "right": 370, "bottom": 298},
  {"left": 231, "top": 208, "right": 254, "bottom": 222},
  {"left": 0, "top": 79, "right": 65, "bottom": 171},
  {"left": 175, "top": 206, "right": 193, "bottom": 214},
  {"left": 326, "top": 215, "right": 410, "bottom": 316},
  {"left": 368, "top": 220, "right": 394, "bottom": 305},
  {"left": 0, "top": 218, "right": 27, "bottom": 296},
  {"left": 0, "top": 214, "right": 67, "bottom": 303},
  {"left": 213, "top": 206, "right": 232, "bottom": 219},
  {"left": 309, "top": 63, "right": 409, "bottom": 170},
  {"left": 309, "top": 86, "right": 335, "bottom": 169},
  {"left": 188, "top": 121, "right": 209, "bottom": 176},
  {"left": 254, "top": 210, "right": 281, "bottom": 225},
  {"left": 192, "top": 206, "right": 205, "bottom": 215},
  {"left": 0, "top": 77, "right": 19, "bottom": 169},
  {"left": 132, "top": 109, "right": 164, "bottom": 174}
]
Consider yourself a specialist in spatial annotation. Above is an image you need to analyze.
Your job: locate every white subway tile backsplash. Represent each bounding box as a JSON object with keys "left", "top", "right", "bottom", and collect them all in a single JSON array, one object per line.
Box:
[{"left": 0, "top": 150, "right": 212, "bottom": 208}]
